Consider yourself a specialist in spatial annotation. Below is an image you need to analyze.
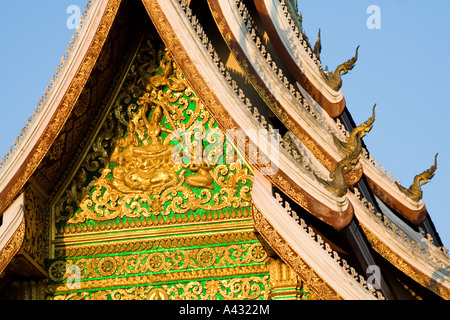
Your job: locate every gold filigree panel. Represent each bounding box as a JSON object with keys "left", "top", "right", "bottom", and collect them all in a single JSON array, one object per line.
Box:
[
  {"left": 52, "top": 275, "right": 270, "bottom": 300},
  {"left": 53, "top": 37, "right": 253, "bottom": 231}
]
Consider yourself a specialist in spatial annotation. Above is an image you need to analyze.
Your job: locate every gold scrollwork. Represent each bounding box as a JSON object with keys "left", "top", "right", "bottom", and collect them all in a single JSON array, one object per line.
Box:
[
  {"left": 52, "top": 276, "right": 270, "bottom": 300},
  {"left": 23, "top": 187, "right": 47, "bottom": 267},
  {"left": 147, "top": 252, "right": 166, "bottom": 272},
  {"left": 249, "top": 243, "right": 267, "bottom": 262}
]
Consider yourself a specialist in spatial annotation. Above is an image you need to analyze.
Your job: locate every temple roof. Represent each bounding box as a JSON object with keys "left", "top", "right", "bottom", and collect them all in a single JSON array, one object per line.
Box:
[{"left": 0, "top": 0, "right": 448, "bottom": 300}]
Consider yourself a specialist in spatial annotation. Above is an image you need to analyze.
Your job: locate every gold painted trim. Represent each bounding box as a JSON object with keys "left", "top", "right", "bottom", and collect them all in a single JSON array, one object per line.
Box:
[
  {"left": 252, "top": 203, "right": 342, "bottom": 300},
  {"left": 0, "top": 217, "right": 25, "bottom": 275},
  {"left": 359, "top": 222, "right": 449, "bottom": 300},
  {"left": 54, "top": 219, "right": 254, "bottom": 247},
  {"left": 55, "top": 207, "right": 252, "bottom": 236},
  {"left": 49, "top": 263, "right": 269, "bottom": 294},
  {"left": 55, "top": 229, "right": 260, "bottom": 258}
]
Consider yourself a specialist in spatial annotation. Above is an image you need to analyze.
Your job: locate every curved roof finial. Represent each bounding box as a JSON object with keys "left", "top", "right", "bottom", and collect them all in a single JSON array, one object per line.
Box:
[
  {"left": 322, "top": 45, "right": 359, "bottom": 91},
  {"left": 397, "top": 153, "right": 438, "bottom": 202}
]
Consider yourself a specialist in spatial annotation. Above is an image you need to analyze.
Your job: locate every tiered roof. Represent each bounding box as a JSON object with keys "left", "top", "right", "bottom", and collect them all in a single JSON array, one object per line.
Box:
[{"left": 0, "top": 0, "right": 448, "bottom": 300}]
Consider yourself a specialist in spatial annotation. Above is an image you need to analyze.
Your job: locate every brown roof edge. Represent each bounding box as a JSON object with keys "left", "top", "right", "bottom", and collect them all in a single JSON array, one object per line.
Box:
[{"left": 253, "top": 0, "right": 346, "bottom": 118}]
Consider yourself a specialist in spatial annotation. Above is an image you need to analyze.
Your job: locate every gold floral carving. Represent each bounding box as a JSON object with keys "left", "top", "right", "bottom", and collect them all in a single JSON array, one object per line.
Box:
[
  {"left": 48, "top": 264, "right": 269, "bottom": 295},
  {"left": 67, "top": 162, "right": 251, "bottom": 223},
  {"left": 252, "top": 204, "right": 343, "bottom": 300},
  {"left": 54, "top": 229, "right": 257, "bottom": 258},
  {"left": 55, "top": 208, "right": 252, "bottom": 236}
]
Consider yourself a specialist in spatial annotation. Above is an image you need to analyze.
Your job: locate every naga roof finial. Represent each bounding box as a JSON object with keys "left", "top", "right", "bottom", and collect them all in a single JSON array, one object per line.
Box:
[
  {"left": 397, "top": 154, "right": 438, "bottom": 202},
  {"left": 335, "top": 104, "right": 376, "bottom": 161},
  {"left": 313, "top": 29, "right": 322, "bottom": 60},
  {"left": 322, "top": 105, "right": 376, "bottom": 194},
  {"left": 322, "top": 45, "right": 359, "bottom": 91},
  {"left": 348, "top": 103, "right": 375, "bottom": 139},
  {"left": 314, "top": 155, "right": 354, "bottom": 198}
]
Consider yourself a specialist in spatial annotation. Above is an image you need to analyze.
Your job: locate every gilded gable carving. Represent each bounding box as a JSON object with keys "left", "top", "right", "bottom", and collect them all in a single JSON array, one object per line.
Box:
[{"left": 45, "top": 33, "right": 271, "bottom": 300}]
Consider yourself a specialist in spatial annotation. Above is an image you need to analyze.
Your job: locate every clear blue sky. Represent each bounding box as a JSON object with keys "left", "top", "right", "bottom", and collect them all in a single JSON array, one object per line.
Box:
[{"left": 0, "top": 1, "right": 448, "bottom": 247}]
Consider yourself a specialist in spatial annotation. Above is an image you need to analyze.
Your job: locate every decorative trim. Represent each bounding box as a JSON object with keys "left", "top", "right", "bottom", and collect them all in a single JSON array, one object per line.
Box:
[
  {"left": 252, "top": 203, "right": 342, "bottom": 300},
  {"left": 54, "top": 228, "right": 259, "bottom": 258},
  {"left": 50, "top": 270, "right": 270, "bottom": 300},
  {"left": 0, "top": 193, "right": 26, "bottom": 274},
  {"left": 49, "top": 243, "right": 268, "bottom": 284}
]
